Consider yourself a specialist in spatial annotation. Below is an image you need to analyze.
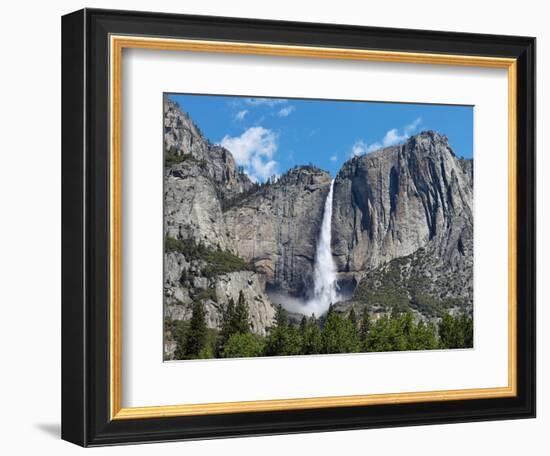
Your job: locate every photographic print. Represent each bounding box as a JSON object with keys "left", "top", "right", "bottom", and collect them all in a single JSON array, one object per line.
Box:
[{"left": 163, "top": 94, "right": 474, "bottom": 361}]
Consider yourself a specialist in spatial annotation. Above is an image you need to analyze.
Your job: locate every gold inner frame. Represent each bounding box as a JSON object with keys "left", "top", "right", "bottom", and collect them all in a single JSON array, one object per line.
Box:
[{"left": 109, "top": 35, "right": 518, "bottom": 420}]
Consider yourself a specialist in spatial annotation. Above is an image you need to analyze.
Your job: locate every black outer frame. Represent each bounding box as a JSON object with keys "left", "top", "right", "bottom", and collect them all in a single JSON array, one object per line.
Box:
[{"left": 61, "top": 8, "right": 536, "bottom": 447}]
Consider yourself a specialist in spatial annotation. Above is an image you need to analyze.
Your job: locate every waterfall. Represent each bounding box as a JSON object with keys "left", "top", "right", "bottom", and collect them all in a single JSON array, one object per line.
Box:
[{"left": 307, "top": 179, "right": 339, "bottom": 315}]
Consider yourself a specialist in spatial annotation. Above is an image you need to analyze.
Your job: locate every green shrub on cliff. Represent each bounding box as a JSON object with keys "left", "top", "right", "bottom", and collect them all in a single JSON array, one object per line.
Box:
[
  {"left": 202, "top": 249, "right": 251, "bottom": 277},
  {"left": 164, "top": 236, "right": 253, "bottom": 276},
  {"left": 165, "top": 148, "right": 208, "bottom": 168}
]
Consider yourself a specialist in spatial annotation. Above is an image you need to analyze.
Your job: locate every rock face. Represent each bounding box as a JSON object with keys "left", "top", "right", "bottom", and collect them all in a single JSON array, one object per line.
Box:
[
  {"left": 165, "top": 269, "right": 275, "bottom": 336},
  {"left": 165, "top": 161, "right": 233, "bottom": 250},
  {"left": 224, "top": 166, "right": 332, "bottom": 297},
  {"left": 164, "top": 97, "right": 253, "bottom": 250},
  {"left": 213, "top": 272, "right": 275, "bottom": 335},
  {"left": 164, "top": 97, "right": 252, "bottom": 199},
  {"left": 164, "top": 251, "right": 192, "bottom": 305},
  {"left": 333, "top": 131, "right": 473, "bottom": 273},
  {"left": 332, "top": 131, "right": 473, "bottom": 315}
]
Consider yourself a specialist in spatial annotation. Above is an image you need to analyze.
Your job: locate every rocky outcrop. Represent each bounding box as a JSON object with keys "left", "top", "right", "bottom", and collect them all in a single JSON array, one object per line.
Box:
[
  {"left": 163, "top": 241, "right": 275, "bottom": 335},
  {"left": 224, "top": 166, "right": 332, "bottom": 297},
  {"left": 213, "top": 272, "right": 275, "bottom": 335},
  {"left": 165, "top": 161, "right": 234, "bottom": 250},
  {"left": 165, "top": 299, "right": 222, "bottom": 333},
  {"left": 332, "top": 131, "right": 473, "bottom": 315},
  {"left": 164, "top": 97, "right": 253, "bottom": 250},
  {"left": 164, "top": 97, "right": 252, "bottom": 199},
  {"left": 164, "top": 251, "right": 193, "bottom": 305},
  {"left": 334, "top": 231, "right": 473, "bottom": 321},
  {"left": 332, "top": 131, "right": 473, "bottom": 274}
]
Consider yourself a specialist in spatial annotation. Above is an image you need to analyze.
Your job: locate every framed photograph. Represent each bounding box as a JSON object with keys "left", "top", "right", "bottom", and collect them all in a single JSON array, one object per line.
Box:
[{"left": 61, "top": 8, "right": 536, "bottom": 446}]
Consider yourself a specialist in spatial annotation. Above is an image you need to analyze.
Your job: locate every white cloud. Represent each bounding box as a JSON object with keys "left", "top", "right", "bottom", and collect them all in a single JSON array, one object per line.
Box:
[
  {"left": 382, "top": 129, "right": 401, "bottom": 146},
  {"left": 350, "top": 117, "right": 422, "bottom": 157},
  {"left": 350, "top": 140, "right": 381, "bottom": 157},
  {"left": 407, "top": 117, "right": 422, "bottom": 133},
  {"left": 250, "top": 155, "right": 278, "bottom": 182},
  {"left": 382, "top": 117, "right": 422, "bottom": 147},
  {"left": 351, "top": 140, "right": 366, "bottom": 156},
  {"left": 329, "top": 154, "right": 338, "bottom": 162},
  {"left": 277, "top": 105, "right": 295, "bottom": 117},
  {"left": 219, "top": 126, "right": 279, "bottom": 182},
  {"left": 235, "top": 110, "right": 248, "bottom": 121}
]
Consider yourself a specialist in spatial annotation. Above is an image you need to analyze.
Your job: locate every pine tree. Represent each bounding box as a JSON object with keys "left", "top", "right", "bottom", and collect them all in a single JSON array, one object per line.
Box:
[
  {"left": 301, "top": 314, "right": 322, "bottom": 355},
  {"left": 348, "top": 307, "right": 358, "bottom": 328},
  {"left": 217, "top": 297, "right": 236, "bottom": 355},
  {"left": 438, "top": 313, "right": 473, "bottom": 349},
  {"left": 234, "top": 290, "right": 251, "bottom": 334},
  {"left": 322, "top": 309, "right": 360, "bottom": 354},
  {"left": 401, "top": 312, "right": 414, "bottom": 339},
  {"left": 274, "top": 304, "right": 288, "bottom": 328},
  {"left": 264, "top": 324, "right": 302, "bottom": 356},
  {"left": 410, "top": 320, "right": 438, "bottom": 351},
  {"left": 173, "top": 321, "right": 189, "bottom": 360},
  {"left": 222, "top": 333, "right": 264, "bottom": 358},
  {"left": 183, "top": 301, "right": 207, "bottom": 358},
  {"left": 359, "top": 308, "right": 371, "bottom": 342},
  {"left": 299, "top": 315, "right": 308, "bottom": 334},
  {"left": 364, "top": 316, "right": 394, "bottom": 352},
  {"left": 264, "top": 304, "right": 302, "bottom": 356},
  {"left": 327, "top": 303, "right": 334, "bottom": 317},
  {"left": 439, "top": 313, "right": 459, "bottom": 349}
]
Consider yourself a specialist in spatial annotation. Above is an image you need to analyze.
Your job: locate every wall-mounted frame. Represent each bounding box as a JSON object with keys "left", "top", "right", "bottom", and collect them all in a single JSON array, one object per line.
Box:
[{"left": 62, "top": 8, "right": 535, "bottom": 447}]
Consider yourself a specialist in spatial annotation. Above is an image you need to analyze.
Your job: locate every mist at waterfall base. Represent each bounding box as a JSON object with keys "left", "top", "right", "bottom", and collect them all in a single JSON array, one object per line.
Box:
[{"left": 268, "top": 180, "right": 342, "bottom": 318}]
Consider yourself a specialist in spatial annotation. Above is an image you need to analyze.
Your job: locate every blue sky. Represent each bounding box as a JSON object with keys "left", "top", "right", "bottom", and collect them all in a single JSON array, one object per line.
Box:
[{"left": 167, "top": 93, "right": 473, "bottom": 182}]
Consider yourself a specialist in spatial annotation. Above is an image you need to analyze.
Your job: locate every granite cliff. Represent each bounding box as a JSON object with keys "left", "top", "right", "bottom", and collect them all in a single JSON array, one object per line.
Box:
[
  {"left": 224, "top": 166, "right": 332, "bottom": 298},
  {"left": 332, "top": 131, "right": 473, "bottom": 317},
  {"left": 164, "top": 97, "right": 253, "bottom": 250},
  {"left": 332, "top": 131, "right": 473, "bottom": 273}
]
